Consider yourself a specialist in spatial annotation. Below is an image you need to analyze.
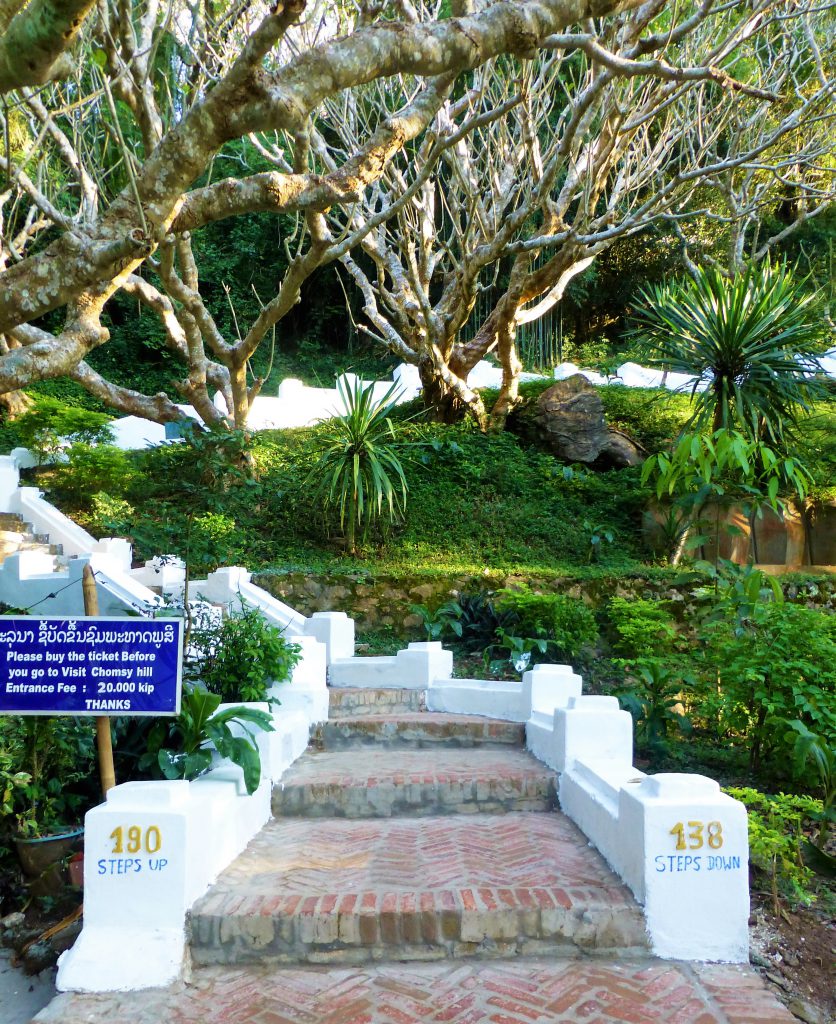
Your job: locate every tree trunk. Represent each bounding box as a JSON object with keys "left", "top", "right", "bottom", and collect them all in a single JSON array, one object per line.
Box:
[
  {"left": 0, "top": 389, "right": 32, "bottom": 419},
  {"left": 418, "top": 356, "right": 487, "bottom": 428}
]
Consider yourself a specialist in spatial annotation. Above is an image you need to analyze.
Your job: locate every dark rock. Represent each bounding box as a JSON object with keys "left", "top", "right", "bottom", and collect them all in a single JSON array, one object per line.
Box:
[
  {"left": 764, "top": 971, "right": 791, "bottom": 991},
  {"left": 787, "top": 997, "right": 826, "bottom": 1024},
  {"left": 531, "top": 375, "right": 644, "bottom": 467},
  {"left": 21, "top": 941, "right": 56, "bottom": 975}
]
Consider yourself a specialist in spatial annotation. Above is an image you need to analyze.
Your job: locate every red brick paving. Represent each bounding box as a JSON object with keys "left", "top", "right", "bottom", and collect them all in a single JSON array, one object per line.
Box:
[
  {"left": 188, "top": 814, "right": 647, "bottom": 964},
  {"left": 275, "top": 748, "right": 552, "bottom": 789},
  {"left": 316, "top": 713, "right": 526, "bottom": 748},
  {"left": 36, "top": 959, "right": 798, "bottom": 1023}
]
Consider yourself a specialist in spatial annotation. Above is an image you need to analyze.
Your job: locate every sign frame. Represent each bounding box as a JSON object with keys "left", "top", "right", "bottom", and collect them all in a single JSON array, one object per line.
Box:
[{"left": 0, "top": 615, "right": 183, "bottom": 717}]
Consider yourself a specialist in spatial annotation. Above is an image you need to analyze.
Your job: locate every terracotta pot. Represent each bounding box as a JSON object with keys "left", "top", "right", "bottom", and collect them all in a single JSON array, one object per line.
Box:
[
  {"left": 14, "top": 828, "right": 84, "bottom": 895},
  {"left": 68, "top": 852, "right": 84, "bottom": 889}
]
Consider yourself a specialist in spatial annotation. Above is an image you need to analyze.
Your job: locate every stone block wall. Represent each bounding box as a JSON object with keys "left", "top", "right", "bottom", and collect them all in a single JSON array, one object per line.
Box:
[{"left": 254, "top": 567, "right": 836, "bottom": 639}]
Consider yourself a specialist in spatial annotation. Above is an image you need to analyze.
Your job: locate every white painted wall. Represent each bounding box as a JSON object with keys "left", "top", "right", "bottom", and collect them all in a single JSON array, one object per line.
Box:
[
  {"left": 98, "top": 357, "right": 711, "bottom": 449},
  {"left": 0, "top": 552, "right": 161, "bottom": 617},
  {"left": 427, "top": 660, "right": 750, "bottom": 964},
  {"left": 329, "top": 641, "right": 453, "bottom": 689},
  {"left": 57, "top": 641, "right": 328, "bottom": 993}
]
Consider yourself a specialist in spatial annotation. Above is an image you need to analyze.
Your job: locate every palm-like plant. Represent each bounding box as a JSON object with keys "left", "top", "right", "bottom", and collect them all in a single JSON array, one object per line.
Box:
[
  {"left": 634, "top": 263, "right": 828, "bottom": 446},
  {"left": 312, "top": 377, "right": 408, "bottom": 554}
]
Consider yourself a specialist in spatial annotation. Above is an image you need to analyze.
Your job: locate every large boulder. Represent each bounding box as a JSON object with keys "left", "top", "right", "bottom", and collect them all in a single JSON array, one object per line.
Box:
[{"left": 530, "top": 374, "right": 644, "bottom": 467}]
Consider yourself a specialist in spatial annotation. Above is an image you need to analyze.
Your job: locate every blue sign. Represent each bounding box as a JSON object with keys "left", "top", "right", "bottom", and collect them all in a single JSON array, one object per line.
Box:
[{"left": 0, "top": 617, "right": 183, "bottom": 716}]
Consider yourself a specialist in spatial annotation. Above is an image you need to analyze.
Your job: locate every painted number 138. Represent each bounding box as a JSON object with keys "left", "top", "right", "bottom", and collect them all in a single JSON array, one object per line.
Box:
[
  {"left": 110, "top": 825, "right": 162, "bottom": 854},
  {"left": 669, "top": 821, "right": 723, "bottom": 850}
]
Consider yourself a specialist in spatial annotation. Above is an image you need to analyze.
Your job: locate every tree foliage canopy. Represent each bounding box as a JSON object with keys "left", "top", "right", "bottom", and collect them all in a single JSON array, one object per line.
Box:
[{"left": 0, "top": 0, "right": 832, "bottom": 428}]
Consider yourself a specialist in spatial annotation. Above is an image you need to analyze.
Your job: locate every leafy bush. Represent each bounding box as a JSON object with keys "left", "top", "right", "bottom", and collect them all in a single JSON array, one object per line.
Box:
[
  {"left": 89, "top": 493, "right": 136, "bottom": 537},
  {"left": 700, "top": 603, "right": 836, "bottom": 773},
  {"left": 13, "top": 396, "right": 114, "bottom": 463},
  {"left": 616, "top": 658, "right": 692, "bottom": 756},
  {"left": 410, "top": 599, "right": 465, "bottom": 643},
  {"left": 724, "top": 786, "right": 822, "bottom": 906},
  {"left": 0, "top": 717, "right": 96, "bottom": 836},
  {"left": 52, "top": 443, "right": 137, "bottom": 506},
  {"left": 607, "top": 597, "right": 677, "bottom": 659},
  {"left": 141, "top": 685, "right": 273, "bottom": 795},
  {"left": 494, "top": 587, "right": 598, "bottom": 663},
  {"left": 784, "top": 720, "right": 835, "bottom": 851},
  {"left": 454, "top": 592, "right": 518, "bottom": 655},
  {"left": 188, "top": 603, "right": 301, "bottom": 704}
]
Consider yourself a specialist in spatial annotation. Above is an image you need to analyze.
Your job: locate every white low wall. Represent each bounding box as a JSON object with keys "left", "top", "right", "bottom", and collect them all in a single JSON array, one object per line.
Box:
[
  {"left": 0, "top": 551, "right": 161, "bottom": 617},
  {"left": 427, "top": 663, "right": 581, "bottom": 724},
  {"left": 57, "top": 639, "right": 328, "bottom": 993},
  {"left": 427, "top": 662, "right": 750, "bottom": 963},
  {"left": 96, "top": 359, "right": 713, "bottom": 449},
  {"left": 329, "top": 641, "right": 453, "bottom": 689}
]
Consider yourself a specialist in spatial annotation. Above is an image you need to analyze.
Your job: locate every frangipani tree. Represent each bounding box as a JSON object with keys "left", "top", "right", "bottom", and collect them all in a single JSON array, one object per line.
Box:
[
  {"left": 324, "top": 0, "right": 835, "bottom": 427},
  {"left": 1, "top": 0, "right": 655, "bottom": 425},
  {"left": 0, "top": 0, "right": 832, "bottom": 431}
]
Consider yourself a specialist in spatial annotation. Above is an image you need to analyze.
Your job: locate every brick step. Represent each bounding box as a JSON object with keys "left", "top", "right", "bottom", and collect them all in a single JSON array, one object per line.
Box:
[
  {"left": 38, "top": 957, "right": 801, "bottom": 1024},
  {"left": 314, "top": 713, "right": 525, "bottom": 750},
  {"left": 188, "top": 813, "right": 649, "bottom": 967},
  {"left": 327, "top": 686, "right": 425, "bottom": 718},
  {"left": 0, "top": 513, "right": 25, "bottom": 529},
  {"left": 0, "top": 536, "right": 60, "bottom": 554},
  {"left": 271, "top": 748, "right": 555, "bottom": 819}
]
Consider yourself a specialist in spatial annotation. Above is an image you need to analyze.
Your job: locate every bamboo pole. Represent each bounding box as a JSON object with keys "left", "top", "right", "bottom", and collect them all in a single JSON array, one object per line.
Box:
[{"left": 82, "top": 564, "right": 116, "bottom": 795}]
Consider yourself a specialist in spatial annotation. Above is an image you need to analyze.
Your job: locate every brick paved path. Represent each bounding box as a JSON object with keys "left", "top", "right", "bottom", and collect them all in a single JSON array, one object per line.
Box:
[
  {"left": 37, "top": 958, "right": 796, "bottom": 1023},
  {"left": 270, "top": 747, "right": 557, "bottom": 817},
  {"left": 34, "top": 691, "right": 797, "bottom": 1023},
  {"left": 189, "top": 814, "right": 647, "bottom": 964}
]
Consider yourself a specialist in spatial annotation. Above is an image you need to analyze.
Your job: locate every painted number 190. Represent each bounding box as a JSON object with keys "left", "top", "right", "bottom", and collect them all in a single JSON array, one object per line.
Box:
[
  {"left": 109, "top": 825, "right": 162, "bottom": 854},
  {"left": 669, "top": 820, "right": 723, "bottom": 851}
]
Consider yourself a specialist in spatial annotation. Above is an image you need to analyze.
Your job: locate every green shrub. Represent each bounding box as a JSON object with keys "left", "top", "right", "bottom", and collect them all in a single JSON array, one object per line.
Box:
[
  {"left": 141, "top": 685, "right": 273, "bottom": 795},
  {"left": 724, "top": 786, "right": 822, "bottom": 906},
  {"left": 495, "top": 586, "right": 598, "bottom": 661},
  {"left": 13, "top": 396, "right": 114, "bottom": 463},
  {"left": 607, "top": 597, "right": 677, "bottom": 659},
  {"left": 52, "top": 443, "right": 137, "bottom": 506},
  {"left": 700, "top": 602, "right": 836, "bottom": 772},
  {"left": 188, "top": 603, "right": 302, "bottom": 704},
  {"left": 615, "top": 658, "right": 692, "bottom": 755},
  {"left": 89, "top": 493, "right": 136, "bottom": 536},
  {"left": 0, "top": 716, "right": 96, "bottom": 837}
]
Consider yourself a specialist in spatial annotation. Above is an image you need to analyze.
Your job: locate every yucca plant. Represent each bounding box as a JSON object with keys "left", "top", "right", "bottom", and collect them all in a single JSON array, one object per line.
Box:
[
  {"left": 311, "top": 377, "right": 408, "bottom": 554},
  {"left": 633, "top": 263, "right": 828, "bottom": 446}
]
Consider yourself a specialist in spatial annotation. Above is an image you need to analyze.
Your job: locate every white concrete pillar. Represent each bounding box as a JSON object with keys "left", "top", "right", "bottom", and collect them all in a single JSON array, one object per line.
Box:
[
  {"left": 554, "top": 695, "right": 633, "bottom": 772},
  {"left": 619, "top": 773, "right": 749, "bottom": 961},
  {"left": 395, "top": 641, "right": 454, "bottom": 687},
  {"left": 0, "top": 455, "right": 20, "bottom": 512},
  {"left": 305, "top": 610, "right": 355, "bottom": 663}
]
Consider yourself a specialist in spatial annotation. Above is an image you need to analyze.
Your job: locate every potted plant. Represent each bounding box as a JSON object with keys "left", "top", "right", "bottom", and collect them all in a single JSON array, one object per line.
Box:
[{"left": 1, "top": 717, "right": 95, "bottom": 894}]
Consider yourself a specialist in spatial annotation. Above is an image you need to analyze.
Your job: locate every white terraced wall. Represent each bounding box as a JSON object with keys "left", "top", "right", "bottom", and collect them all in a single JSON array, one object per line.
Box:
[
  {"left": 66, "top": 358, "right": 725, "bottom": 451},
  {"left": 429, "top": 665, "right": 750, "bottom": 963}
]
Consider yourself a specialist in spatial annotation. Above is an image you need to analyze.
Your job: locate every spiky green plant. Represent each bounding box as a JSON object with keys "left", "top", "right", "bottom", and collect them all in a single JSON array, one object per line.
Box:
[
  {"left": 311, "top": 377, "right": 408, "bottom": 554},
  {"left": 633, "top": 263, "right": 827, "bottom": 446}
]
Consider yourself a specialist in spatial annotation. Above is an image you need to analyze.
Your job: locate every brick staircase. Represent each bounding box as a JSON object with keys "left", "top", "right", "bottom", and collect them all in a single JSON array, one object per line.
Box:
[
  {"left": 0, "top": 512, "right": 64, "bottom": 567},
  {"left": 188, "top": 687, "right": 649, "bottom": 968},
  {"left": 41, "top": 685, "right": 799, "bottom": 1024}
]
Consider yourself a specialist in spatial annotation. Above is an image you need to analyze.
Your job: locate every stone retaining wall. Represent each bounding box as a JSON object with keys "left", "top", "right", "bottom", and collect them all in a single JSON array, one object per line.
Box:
[{"left": 254, "top": 568, "right": 835, "bottom": 637}]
